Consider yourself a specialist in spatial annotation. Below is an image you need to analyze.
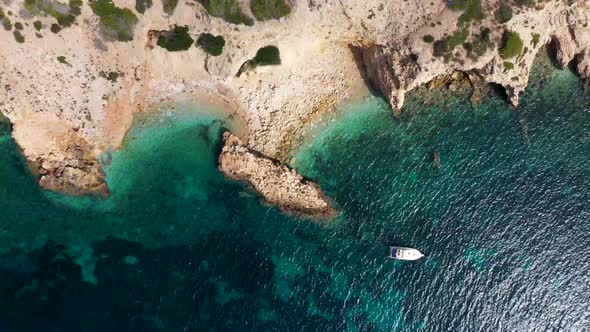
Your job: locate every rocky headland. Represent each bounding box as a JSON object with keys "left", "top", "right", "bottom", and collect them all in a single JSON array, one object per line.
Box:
[
  {"left": 0, "top": 0, "right": 589, "bottom": 218},
  {"left": 219, "top": 131, "right": 335, "bottom": 218}
]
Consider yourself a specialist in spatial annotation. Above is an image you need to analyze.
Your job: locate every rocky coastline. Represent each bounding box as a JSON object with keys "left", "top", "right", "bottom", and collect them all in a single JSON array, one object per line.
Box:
[
  {"left": 218, "top": 132, "right": 335, "bottom": 219},
  {"left": 0, "top": 0, "right": 589, "bottom": 216}
]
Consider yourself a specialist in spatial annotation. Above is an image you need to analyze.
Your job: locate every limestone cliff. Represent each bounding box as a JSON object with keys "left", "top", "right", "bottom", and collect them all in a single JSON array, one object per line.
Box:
[{"left": 0, "top": 0, "right": 588, "bottom": 210}]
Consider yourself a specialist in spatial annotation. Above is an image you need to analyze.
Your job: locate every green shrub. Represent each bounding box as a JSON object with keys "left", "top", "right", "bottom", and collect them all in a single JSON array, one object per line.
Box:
[
  {"left": 57, "top": 56, "right": 70, "bottom": 65},
  {"left": 499, "top": 31, "right": 523, "bottom": 59},
  {"left": 50, "top": 23, "right": 61, "bottom": 33},
  {"left": 470, "top": 27, "right": 492, "bottom": 56},
  {"left": 90, "top": 0, "right": 138, "bottom": 42},
  {"left": 196, "top": 33, "right": 225, "bottom": 56},
  {"left": 504, "top": 61, "right": 514, "bottom": 70},
  {"left": 461, "top": 1, "right": 483, "bottom": 24},
  {"left": 196, "top": 0, "right": 254, "bottom": 26},
  {"left": 24, "top": 0, "right": 82, "bottom": 28},
  {"left": 423, "top": 35, "right": 435, "bottom": 43},
  {"left": 70, "top": 0, "right": 82, "bottom": 15},
  {"left": 449, "top": 0, "right": 484, "bottom": 24},
  {"left": 433, "top": 39, "right": 449, "bottom": 57},
  {"left": 2, "top": 17, "right": 12, "bottom": 31},
  {"left": 531, "top": 33, "right": 540, "bottom": 48},
  {"left": 433, "top": 26, "right": 468, "bottom": 57},
  {"left": 161, "top": 0, "right": 178, "bottom": 15},
  {"left": 135, "top": 0, "right": 152, "bottom": 13},
  {"left": 251, "top": 0, "right": 291, "bottom": 21},
  {"left": 515, "top": 0, "right": 535, "bottom": 7},
  {"left": 252, "top": 45, "right": 280, "bottom": 66},
  {"left": 13, "top": 30, "right": 24, "bottom": 43},
  {"left": 14, "top": 22, "right": 23, "bottom": 30},
  {"left": 495, "top": 4, "right": 512, "bottom": 23},
  {"left": 447, "top": 0, "right": 468, "bottom": 10},
  {"left": 157, "top": 25, "right": 194, "bottom": 51},
  {"left": 33, "top": 20, "right": 42, "bottom": 30},
  {"left": 99, "top": 70, "right": 121, "bottom": 82}
]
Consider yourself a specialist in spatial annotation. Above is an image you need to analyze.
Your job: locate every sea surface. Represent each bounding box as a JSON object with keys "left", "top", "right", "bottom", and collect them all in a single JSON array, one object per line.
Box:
[{"left": 0, "top": 56, "right": 589, "bottom": 331}]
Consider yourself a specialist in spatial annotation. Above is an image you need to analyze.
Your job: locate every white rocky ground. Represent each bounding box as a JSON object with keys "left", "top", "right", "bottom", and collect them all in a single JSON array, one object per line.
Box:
[{"left": 0, "top": 0, "right": 589, "bottom": 216}]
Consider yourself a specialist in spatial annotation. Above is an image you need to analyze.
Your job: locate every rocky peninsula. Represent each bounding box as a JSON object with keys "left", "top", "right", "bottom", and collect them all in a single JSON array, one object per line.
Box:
[
  {"left": 0, "top": 0, "right": 589, "bottom": 218},
  {"left": 219, "top": 132, "right": 335, "bottom": 218}
]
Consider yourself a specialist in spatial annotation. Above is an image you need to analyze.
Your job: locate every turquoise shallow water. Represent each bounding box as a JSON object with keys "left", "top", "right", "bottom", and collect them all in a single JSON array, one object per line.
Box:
[{"left": 0, "top": 58, "right": 589, "bottom": 331}]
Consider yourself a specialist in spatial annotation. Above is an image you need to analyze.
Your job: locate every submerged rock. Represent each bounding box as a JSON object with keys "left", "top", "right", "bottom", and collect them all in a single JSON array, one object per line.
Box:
[{"left": 218, "top": 132, "right": 335, "bottom": 219}]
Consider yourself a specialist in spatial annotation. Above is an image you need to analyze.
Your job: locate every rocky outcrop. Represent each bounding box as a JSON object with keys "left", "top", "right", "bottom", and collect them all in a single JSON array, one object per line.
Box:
[
  {"left": 218, "top": 132, "right": 335, "bottom": 219},
  {"left": 358, "top": 1, "right": 590, "bottom": 110}
]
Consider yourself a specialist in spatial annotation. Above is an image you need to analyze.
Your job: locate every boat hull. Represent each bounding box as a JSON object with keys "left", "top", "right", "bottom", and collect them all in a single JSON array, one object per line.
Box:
[{"left": 389, "top": 246, "right": 424, "bottom": 261}]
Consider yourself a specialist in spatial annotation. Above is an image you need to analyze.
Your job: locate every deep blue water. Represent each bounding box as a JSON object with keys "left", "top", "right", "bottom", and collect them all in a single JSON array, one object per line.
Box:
[{"left": 0, "top": 57, "right": 589, "bottom": 331}]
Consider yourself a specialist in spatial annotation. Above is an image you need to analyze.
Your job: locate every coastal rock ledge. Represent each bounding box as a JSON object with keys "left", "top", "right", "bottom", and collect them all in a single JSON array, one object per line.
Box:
[{"left": 218, "top": 132, "right": 335, "bottom": 219}]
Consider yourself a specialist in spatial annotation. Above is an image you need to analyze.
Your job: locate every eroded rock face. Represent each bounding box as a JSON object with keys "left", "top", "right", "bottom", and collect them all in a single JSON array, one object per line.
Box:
[
  {"left": 358, "top": 0, "right": 590, "bottom": 110},
  {"left": 218, "top": 132, "right": 335, "bottom": 219}
]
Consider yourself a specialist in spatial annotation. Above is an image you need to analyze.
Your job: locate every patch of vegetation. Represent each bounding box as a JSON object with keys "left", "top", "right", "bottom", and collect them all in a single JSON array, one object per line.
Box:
[
  {"left": 433, "top": 26, "right": 469, "bottom": 58},
  {"left": 157, "top": 25, "right": 194, "bottom": 51},
  {"left": 99, "top": 70, "right": 122, "bottom": 82},
  {"left": 469, "top": 27, "right": 492, "bottom": 56},
  {"left": 495, "top": 4, "right": 512, "bottom": 23},
  {"left": 236, "top": 45, "right": 281, "bottom": 76},
  {"left": 135, "top": 0, "right": 152, "bottom": 13},
  {"left": 531, "top": 33, "right": 540, "bottom": 48},
  {"left": 2, "top": 18, "right": 12, "bottom": 31},
  {"left": 57, "top": 55, "right": 69, "bottom": 64},
  {"left": 196, "top": 0, "right": 254, "bottom": 26},
  {"left": 499, "top": 30, "right": 523, "bottom": 59},
  {"left": 196, "top": 33, "right": 225, "bottom": 56},
  {"left": 70, "top": 0, "right": 82, "bottom": 15},
  {"left": 422, "top": 35, "right": 435, "bottom": 44},
  {"left": 251, "top": 0, "right": 291, "bottom": 21},
  {"left": 33, "top": 20, "right": 42, "bottom": 30},
  {"left": 14, "top": 22, "right": 23, "bottom": 30},
  {"left": 515, "top": 0, "right": 535, "bottom": 7},
  {"left": 1, "top": 8, "right": 12, "bottom": 31},
  {"left": 433, "top": 0, "right": 490, "bottom": 61},
  {"left": 252, "top": 45, "right": 280, "bottom": 66},
  {"left": 50, "top": 23, "right": 61, "bottom": 33},
  {"left": 161, "top": 0, "right": 178, "bottom": 15},
  {"left": 90, "top": 0, "right": 139, "bottom": 42},
  {"left": 448, "top": 0, "right": 484, "bottom": 24},
  {"left": 504, "top": 61, "right": 514, "bottom": 70},
  {"left": 24, "top": 0, "right": 82, "bottom": 28},
  {"left": 13, "top": 30, "right": 25, "bottom": 43}
]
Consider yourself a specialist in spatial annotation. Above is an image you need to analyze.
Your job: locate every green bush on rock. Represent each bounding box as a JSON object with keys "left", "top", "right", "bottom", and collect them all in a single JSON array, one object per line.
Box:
[
  {"left": 196, "top": 33, "right": 225, "bottom": 56},
  {"left": 448, "top": 0, "right": 484, "bottom": 24},
  {"left": 423, "top": 35, "right": 435, "bottom": 44},
  {"left": 90, "top": 0, "right": 138, "bottom": 42},
  {"left": 196, "top": 0, "right": 254, "bottom": 26},
  {"left": 251, "top": 0, "right": 291, "bottom": 21},
  {"left": 161, "top": 0, "right": 178, "bottom": 15},
  {"left": 495, "top": 4, "right": 513, "bottom": 23},
  {"left": 33, "top": 20, "right": 42, "bottom": 30},
  {"left": 157, "top": 25, "right": 194, "bottom": 51},
  {"left": 13, "top": 30, "right": 25, "bottom": 43},
  {"left": 499, "top": 31, "right": 523, "bottom": 59},
  {"left": 253, "top": 45, "right": 281, "bottom": 66},
  {"left": 135, "top": 0, "right": 153, "bottom": 13},
  {"left": 24, "top": 0, "right": 82, "bottom": 28}
]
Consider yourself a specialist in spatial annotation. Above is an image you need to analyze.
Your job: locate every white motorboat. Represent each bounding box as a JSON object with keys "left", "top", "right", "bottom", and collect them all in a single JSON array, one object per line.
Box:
[{"left": 389, "top": 246, "right": 424, "bottom": 261}]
